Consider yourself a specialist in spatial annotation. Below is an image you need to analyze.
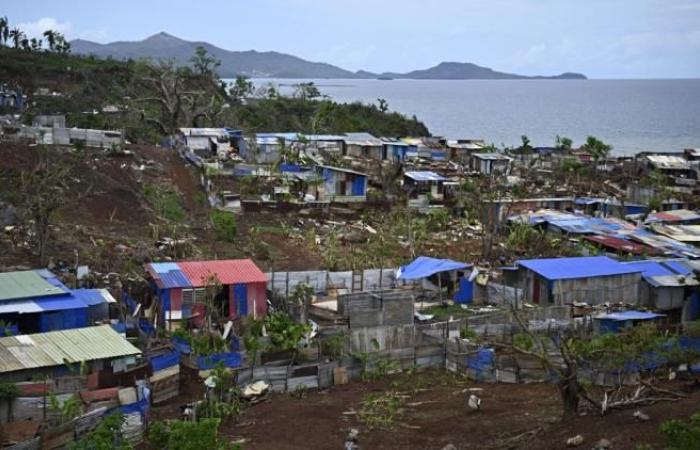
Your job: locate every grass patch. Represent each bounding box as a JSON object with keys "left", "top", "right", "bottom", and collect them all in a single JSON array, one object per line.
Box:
[
  {"left": 358, "top": 391, "right": 404, "bottom": 430},
  {"left": 418, "top": 303, "right": 471, "bottom": 320}
]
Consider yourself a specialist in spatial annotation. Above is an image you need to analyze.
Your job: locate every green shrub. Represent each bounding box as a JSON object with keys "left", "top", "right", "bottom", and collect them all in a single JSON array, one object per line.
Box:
[
  {"left": 210, "top": 210, "right": 237, "bottom": 242},
  {"left": 659, "top": 412, "right": 700, "bottom": 450}
]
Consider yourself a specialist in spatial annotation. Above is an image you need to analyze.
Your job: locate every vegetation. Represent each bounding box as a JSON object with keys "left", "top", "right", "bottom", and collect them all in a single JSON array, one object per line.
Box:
[
  {"left": 48, "top": 392, "right": 82, "bottom": 423},
  {"left": 0, "top": 44, "right": 429, "bottom": 141},
  {"left": 210, "top": 210, "right": 237, "bottom": 242},
  {"left": 70, "top": 413, "right": 132, "bottom": 450},
  {"left": 657, "top": 411, "right": 700, "bottom": 450},
  {"left": 509, "top": 320, "right": 687, "bottom": 419},
  {"left": 148, "top": 418, "right": 240, "bottom": 450},
  {"left": 358, "top": 391, "right": 405, "bottom": 430}
]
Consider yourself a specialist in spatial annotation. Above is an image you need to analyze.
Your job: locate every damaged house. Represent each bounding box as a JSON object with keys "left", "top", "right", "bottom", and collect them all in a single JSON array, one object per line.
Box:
[
  {"left": 622, "top": 259, "right": 700, "bottom": 323},
  {"left": 403, "top": 171, "right": 446, "bottom": 205},
  {"left": 516, "top": 256, "right": 642, "bottom": 306},
  {"left": 343, "top": 132, "right": 384, "bottom": 160},
  {"left": 469, "top": 152, "right": 513, "bottom": 176},
  {"left": 309, "top": 165, "right": 368, "bottom": 203},
  {"left": 0, "top": 270, "right": 115, "bottom": 334},
  {"left": 145, "top": 259, "right": 268, "bottom": 328}
]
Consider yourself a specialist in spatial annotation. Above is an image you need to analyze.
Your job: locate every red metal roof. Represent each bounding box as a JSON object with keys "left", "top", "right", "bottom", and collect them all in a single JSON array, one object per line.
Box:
[
  {"left": 177, "top": 259, "right": 267, "bottom": 286},
  {"left": 584, "top": 235, "right": 659, "bottom": 256}
]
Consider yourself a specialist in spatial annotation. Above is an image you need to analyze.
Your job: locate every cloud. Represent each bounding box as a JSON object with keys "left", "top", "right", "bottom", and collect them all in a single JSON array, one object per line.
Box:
[{"left": 16, "top": 17, "right": 72, "bottom": 40}]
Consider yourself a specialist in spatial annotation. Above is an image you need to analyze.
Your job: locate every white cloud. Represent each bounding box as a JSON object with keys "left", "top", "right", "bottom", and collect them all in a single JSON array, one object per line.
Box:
[{"left": 16, "top": 17, "right": 72, "bottom": 40}]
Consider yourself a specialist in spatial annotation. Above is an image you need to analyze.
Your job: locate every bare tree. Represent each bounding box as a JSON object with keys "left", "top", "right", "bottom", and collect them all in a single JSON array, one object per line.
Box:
[
  {"left": 131, "top": 59, "right": 225, "bottom": 135},
  {"left": 19, "top": 146, "right": 87, "bottom": 265}
]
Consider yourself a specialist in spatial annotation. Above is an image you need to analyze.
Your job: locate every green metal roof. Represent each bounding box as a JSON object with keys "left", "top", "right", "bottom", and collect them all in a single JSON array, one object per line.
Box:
[
  {"left": 0, "top": 325, "right": 142, "bottom": 374},
  {"left": 0, "top": 270, "right": 66, "bottom": 301}
]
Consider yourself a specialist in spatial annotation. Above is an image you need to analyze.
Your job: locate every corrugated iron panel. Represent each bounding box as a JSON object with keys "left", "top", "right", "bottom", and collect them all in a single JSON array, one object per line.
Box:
[
  {"left": 178, "top": 259, "right": 267, "bottom": 286},
  {"left": 0, "top": 325, "right": 141, "bottom": 374},
  {"left": 145, "top": 264, "right": 191, "bottom": 289},
  {"left": 0, "top": 270, "right": 67, "bottom": 302}
]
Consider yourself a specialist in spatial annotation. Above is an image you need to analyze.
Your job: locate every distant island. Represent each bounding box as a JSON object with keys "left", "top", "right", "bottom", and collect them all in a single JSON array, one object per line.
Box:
[{"left": 71, "top": 32, "right": 587, "bottom": 80}]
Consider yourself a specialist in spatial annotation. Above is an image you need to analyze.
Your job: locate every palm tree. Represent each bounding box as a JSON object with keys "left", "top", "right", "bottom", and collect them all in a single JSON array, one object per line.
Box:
[
  {"left": 20, "top": 38, "right": 29, "bottom": 51},
  {"left": 43, "top": 30, "right": 56, "bottom": 51},
  {"left": 580, "top": 135, "right": 612, "bottom": 167},
  {"left": 30, "top": 38, "right": 42, "bottom": 52},
  {"left": 9, "top": 27, "right": 23, "bottom": 48},
  {"left": 0, "top": 17, "right": 8, "bottom": 46}
]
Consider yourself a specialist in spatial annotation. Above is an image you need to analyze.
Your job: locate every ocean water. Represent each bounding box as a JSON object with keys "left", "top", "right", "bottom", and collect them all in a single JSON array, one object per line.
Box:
[{"left": 246, "top": 78, "right": 700, "bottom": 156}]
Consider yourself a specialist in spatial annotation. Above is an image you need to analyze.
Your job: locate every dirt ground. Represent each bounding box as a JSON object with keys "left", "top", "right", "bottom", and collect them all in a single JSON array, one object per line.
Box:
[{"left": 150, "top": 369, "right": 700, "bottom": 450}]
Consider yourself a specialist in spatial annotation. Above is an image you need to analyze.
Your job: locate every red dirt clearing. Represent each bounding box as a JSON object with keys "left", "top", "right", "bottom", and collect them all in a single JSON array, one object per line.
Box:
[{"left": 177, "top": 370, "right": 700, "bottom": 450}]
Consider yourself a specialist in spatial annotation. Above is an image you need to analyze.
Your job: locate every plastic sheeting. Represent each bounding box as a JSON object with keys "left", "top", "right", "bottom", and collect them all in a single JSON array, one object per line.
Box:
[
  {"left": 397, "top": 256, "right": 470, "bottom": 280},
  {"left": 150, "top": 351, "right": 180, "bottom": 372}
]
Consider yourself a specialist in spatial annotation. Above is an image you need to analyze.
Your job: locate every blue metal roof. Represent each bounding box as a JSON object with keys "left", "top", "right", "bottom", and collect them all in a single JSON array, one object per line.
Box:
[
  {"left": 146, "top": 263, "right": 192, "bottom": 289},
  {"left": 398, "top": 256, "right": 471, "bottom": 280},
  {"left": 404, "top": 171, "right": 446, "bottom": 182},
  {"left": 71, "top": 289, "right": 110, "bottom": 306},
  {"left": 517, "top": 256, "right": 642, "bottom": 281},
  {"left": 32, "top": 296, "right": 88, "bottom": 312},
  {"left": 622, "top": 261, "right": 676, "bottom": 279}
]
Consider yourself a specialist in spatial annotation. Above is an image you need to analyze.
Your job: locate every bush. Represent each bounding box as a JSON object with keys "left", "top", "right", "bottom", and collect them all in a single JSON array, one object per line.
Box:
[
  {"left": 659, "top": 412, "right": 700, "bottom": 450},
  {"left": 70, "top": 413, "right": 131, "bottom": 450},
  {"left": 147, "top": 418, "right": 240, "bottom": 450},
  {"left": 210, "top": 210, "right": 237, "bottom": 242}
]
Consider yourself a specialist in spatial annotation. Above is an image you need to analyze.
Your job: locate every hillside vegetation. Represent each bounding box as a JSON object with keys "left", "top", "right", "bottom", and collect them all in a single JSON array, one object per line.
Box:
[{"left": 0, "top": 47, "right": 429, "bottom": 140}]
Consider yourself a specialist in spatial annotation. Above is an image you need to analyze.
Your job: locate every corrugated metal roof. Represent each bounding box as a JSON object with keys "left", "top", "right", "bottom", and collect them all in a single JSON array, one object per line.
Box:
[
  {"left": 0, "top": 300, "right": 44, "bottom": 314},
  {"left": 0, "top": 325, "right": 141, "bottom": 374},
  {"left": 146, "top": 263, "right": 192, "bottom": 289},
  {"left": 32, "top": 296, "right": 87, "bottom": 311},
  {"left": 177, "top": 259, "right": 267, "bottom": 286},
  {"left": 71, "top": 289, "right": 113, "bottom": 306},
  {"left": 0, "top": 270, "right": 67, "bottom": 302},
  {"left": 317, "top": 165, "right": 367, "bottom": 177},
  {"left": 404, "top": 171, "right": 446, "bottom": 182},
  {"left": 517, "top": 256, "right": 642, "bottom": 281},
  {"left": 584, "top": 235, "right": 656, "bottom": 255}
]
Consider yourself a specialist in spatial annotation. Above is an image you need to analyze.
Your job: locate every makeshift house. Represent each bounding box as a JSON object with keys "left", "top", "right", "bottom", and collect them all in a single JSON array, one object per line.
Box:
[
  {"left": 403, "top": 171, "right": 445, "bottom": 203},
  {"left": 145, "top": 259, "right": 268, "bottom": 327},
  {"left": 380, "top": 137, "right": 417, "bottom": 161},
  {"left": 310, "top": 165, "right": 368, "bottom": 202},
  {"left": 0, "top": 325, "right": 141, "bottom": 382},
  {"left": 639, "top": 154, "right": 696, "bottom": 184},
  {"left": 4, "top": 126, "right": 124, "bottom": 148},
  {"left": 402, "top": 137, "right": 446, "bottom": 161},
  {"left": 516, "top": 256, "right": 642, "bottom": 306},
  {"left": 179, "top": 128, "right": 234, "bottom": 160},
  {"left": 397, "top": 256, "right": 474, "bottom": 304},
  {"left": 575, "top": 197, "right": 647, "bottom": 217},
  {"left": 0, "top": 270, "right": 114, "bottom": 334},
  {"left": 469, "top": 152, "right": 513, "bottom": 175},
  {"left": 594, "top": 310, "right": 665, "bottom": 334},
  {"left": 247, "top": 132, "right": 300, "bottom": 164},
  {"left": 622, "top": 260, "right": 700, "bottom": 323},
  {"left": 442, "top": 139, "right": 486, "bottom": 163},
  {"left": 343, "top": 132, "right": 384, "bottom": 159}
]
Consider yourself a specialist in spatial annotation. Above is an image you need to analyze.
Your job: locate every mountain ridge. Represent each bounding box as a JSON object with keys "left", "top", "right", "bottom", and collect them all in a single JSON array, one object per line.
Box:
[{"left": 70, "top": 32, "right": 587, "bottom": 80}]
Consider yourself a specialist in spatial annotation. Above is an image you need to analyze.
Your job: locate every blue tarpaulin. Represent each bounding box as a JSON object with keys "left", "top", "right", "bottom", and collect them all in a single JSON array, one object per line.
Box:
[
  {"left": 150, "top": 351, "right": 180, "bottom": 372},
  {"left": 517, "top": 256, "right": 642, "bottom": 281},
  {"left": 119, "top": 397, "right": 149, "bottom": 418},
  {"left": 397, "top": 256, "right": 471, "bottom": 280},
  {"left": 172, "top": 337, "right": 192, "bottom": 354},
  {"left": 196, "top": 352, "right": 241, "bottom": 370}
]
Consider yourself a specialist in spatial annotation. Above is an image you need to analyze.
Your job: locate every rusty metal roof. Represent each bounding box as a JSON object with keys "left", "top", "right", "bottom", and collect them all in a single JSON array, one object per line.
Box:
[
  {"left": 177, "top": 259, "right": 267, "bottom": 287},
  {"left": 0, "top": 325, "right": 141, "bottom": 374}
]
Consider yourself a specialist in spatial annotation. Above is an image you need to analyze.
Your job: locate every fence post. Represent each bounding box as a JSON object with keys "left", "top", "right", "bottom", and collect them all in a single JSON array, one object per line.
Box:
[{"left": 285, "top": 272, "right": 289, "bottom": 300}]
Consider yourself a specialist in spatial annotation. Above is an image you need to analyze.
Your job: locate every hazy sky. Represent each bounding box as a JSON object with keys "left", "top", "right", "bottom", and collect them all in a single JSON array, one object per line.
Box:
[{"left": 4, "top": 0, "right": 700, "bottom": 78}]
